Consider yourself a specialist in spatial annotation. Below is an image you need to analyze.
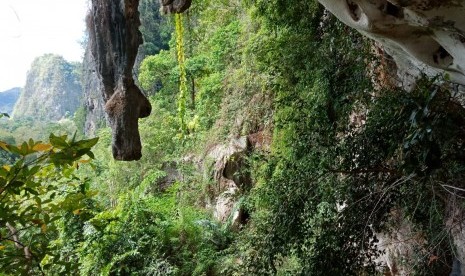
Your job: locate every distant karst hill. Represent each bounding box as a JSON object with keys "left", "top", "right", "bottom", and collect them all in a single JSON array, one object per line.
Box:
[
  {"left": 0, "top": 87, "right": 20, "bottom": 115},
  {"left": 13, "top": 54, "right": 82, "bottom": 121}
]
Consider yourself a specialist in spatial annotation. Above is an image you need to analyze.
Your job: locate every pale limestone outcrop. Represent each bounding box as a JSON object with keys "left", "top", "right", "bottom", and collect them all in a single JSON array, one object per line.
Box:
[
  {"left": 205, "top": 137, "right": 249, "bottom": 225},
  {"left": 318, "top": 0, "right": 465, "bottom": 86},
  {"left": 13, "top": 54, "right": 82, "bottom": 121},
  {"left": 374, "top": 209, "right": 426, "bottom": 275},
  {"left": 206, "top": 136, "right": 249, "bottom": 186},
  {"left": 213, "top": 181, "right": 238, "bottom": 223},
  {"left": 447, "top": 197, "right": 465, "bottom": 275},
  {"left": 188, "top": 134, "right": 269, "bottom": 227}
]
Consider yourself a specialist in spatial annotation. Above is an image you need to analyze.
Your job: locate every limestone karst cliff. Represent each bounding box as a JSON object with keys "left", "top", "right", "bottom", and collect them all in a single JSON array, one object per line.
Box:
[
  {"left": 82, "top": 45, "right": 107, "bottom": 136},
  {"left": 12, "top": 54, "right": 82, "bottom": 121}
]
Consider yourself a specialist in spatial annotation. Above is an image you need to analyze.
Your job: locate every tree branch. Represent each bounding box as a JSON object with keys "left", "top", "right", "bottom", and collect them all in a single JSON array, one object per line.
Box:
[{"left": 329, "top": 167, "right": 399, "bottom": 175}]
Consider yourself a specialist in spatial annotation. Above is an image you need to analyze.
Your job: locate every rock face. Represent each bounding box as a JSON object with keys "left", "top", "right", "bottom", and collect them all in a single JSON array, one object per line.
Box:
[
  {"left": 447, "top": 197, "right": 465, "bottom": 276},
  {"left": 88, "top": 0, "right": 151, "bottom": 161},
  {"left": 200, "top": 135, "right": 271, "bottom": 228},
  {"left": 207, "top": 137, "right": 249, "bottom": 225},
  {"left": 159, "top": 0, "right": 192, "bottom": 14},
  {"left": 82, "top": 45, "right": 107, "bottom": 137},
  {"left": 13, "top": 54, "right": 82, "bottom": 121},
  {"left": 0, "top": 87, "right": 20, "bottom": 115},
  {"left": 317, "top": 0, "right": 465, "bottom": 86},
  {"left": 374, "top": 209, "right": 426, "bottom": 275},
  {"left": 200, "top": 133, "right": 271, "bottom": 227}
]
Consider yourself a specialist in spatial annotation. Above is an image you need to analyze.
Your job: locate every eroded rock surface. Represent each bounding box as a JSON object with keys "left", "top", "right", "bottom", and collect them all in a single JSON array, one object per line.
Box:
[
  {"left": 201, "top": 137, "right": 250, "bottom": 227},
  {"left": 82, "top": 45, "right": 107, "bottom": 136},
  {"left": 447, "top": 197, "right": 465, "bottom": 275},
  {"left": 88, "top": 0, "right": 151, "bottom": 160},
  {"left": 318, "top": 0, "right": 465, "bottom": 86},
  {"left": 375, "top": 209, "right": 426, "bottom": 275},
  {"left": 159, "top": 0, "right": 192, "bottom": 14}
]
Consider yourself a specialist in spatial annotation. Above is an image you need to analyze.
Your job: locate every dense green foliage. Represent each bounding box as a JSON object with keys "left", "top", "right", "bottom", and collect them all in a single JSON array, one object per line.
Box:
[
  {"left": 0, "top": 134, "right": 97, "bottom": 275},
  {"left": 223, "top": 3, "right": 382, "bottom": 274},
  {"left": 2, "top": 0, "right": 465, "bottom": 275},
  {"left": 139, "top": 0, "right": 172, "bottom": 56}
]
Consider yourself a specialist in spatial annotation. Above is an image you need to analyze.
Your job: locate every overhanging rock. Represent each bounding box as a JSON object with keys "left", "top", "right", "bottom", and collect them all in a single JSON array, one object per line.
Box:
[
  {"left": 88, "top": 0, "right": 151, "bottom": 160},
  {"left": 318, "top": 0, "right": 465, "bottom": 85},
  {"left": 160, "top": 0, "right": 192, "bottom": 14}
]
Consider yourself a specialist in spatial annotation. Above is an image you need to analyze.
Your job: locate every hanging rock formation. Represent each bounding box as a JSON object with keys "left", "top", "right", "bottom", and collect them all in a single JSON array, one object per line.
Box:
[
  {"left": 317, "top": 0, "right": 465, "bottom": 87},
  {"left": 88, "top": 0, "right": 151, "bottom": 161},
  {"left": 160, "top": 0, "right": 192, "bottom": 14}
]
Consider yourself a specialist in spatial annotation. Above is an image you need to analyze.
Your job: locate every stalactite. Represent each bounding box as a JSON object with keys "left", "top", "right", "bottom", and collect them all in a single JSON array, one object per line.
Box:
[{"left": 88, "top": 0, "right": 151, "bottom": 160}]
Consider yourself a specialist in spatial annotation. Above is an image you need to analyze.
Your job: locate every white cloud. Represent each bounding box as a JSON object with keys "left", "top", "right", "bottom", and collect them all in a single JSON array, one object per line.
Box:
[{"left": 0, "top": 0, "right": 88, "bottom": 92}]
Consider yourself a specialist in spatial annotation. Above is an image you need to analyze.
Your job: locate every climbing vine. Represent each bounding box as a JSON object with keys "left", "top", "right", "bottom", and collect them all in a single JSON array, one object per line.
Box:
[{"left": 175, "top": 13, "right": 188, "bottom": 136}]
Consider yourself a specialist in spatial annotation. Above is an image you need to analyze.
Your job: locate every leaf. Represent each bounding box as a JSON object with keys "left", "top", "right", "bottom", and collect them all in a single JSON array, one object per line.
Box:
[
  {"left": 71, "top": 131, "right": 77, "bottom": 143},
  {"left": 20, "top": 141, "right": 29, "bottom": 155},
  {"left": 25, "top": 188, "right": 39, "bottom": 196},
  {"left": 0, "top": 245, "right": 5, "bottom": 250},
  {"left": 86, "top": 151, "right": 95, "bottom": 159},
  {"left": 62, "top": 167, "right": 75, "bottom": 178},
  {"left": 74, "top": 137, "right": 99, "bottom": 150},
  {"left": 34, "top": 196, "right": 42, "bottom": 205},
  {"left": 33, "top": 143, "right": 52, "bottom": 151},
  {"left": 43, "top": 213, "right": 50, "bottom": 223},
  {"left": 49, "top": 133, "right": 69, "bottom": 149},
  {"left": 28, "top": 138, "right": 35, "bottom": 148},
  {"left": 0, "top": 141, "right": 8, "bottom": 151},
  {"left": 28, "top": 166, "right": 41, "bottom": 176},
  {"left": 6, "top": 144, "right": 21, "bottom": 155}
]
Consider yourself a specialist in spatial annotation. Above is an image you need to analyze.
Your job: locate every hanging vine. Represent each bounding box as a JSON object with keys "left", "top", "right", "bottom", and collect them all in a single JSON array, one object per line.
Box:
[{"left": 175, "top": 13, "right": 188, "bottom": 136}]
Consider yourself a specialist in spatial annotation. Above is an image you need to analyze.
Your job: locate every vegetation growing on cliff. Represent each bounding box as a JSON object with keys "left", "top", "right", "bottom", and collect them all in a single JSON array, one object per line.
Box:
[
  {"left": 1, "top": 0, "right": 464, "bottom": 275},
  {"left": 13, "top": 54, "right": 82, "bottom": 121}
]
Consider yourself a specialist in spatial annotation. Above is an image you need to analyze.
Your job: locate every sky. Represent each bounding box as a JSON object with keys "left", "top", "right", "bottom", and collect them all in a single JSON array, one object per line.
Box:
[{"left": 0, "top": 0, "right": 89, "bottom": 92}]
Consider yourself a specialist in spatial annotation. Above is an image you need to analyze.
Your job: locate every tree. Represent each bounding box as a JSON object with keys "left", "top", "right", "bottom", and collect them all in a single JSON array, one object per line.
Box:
[
  {"left": 139, "top": 0, "right": 172, "bottom": 56},
  {"left": 0, "top": 134, "right": 98, "bottom": 275}
]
